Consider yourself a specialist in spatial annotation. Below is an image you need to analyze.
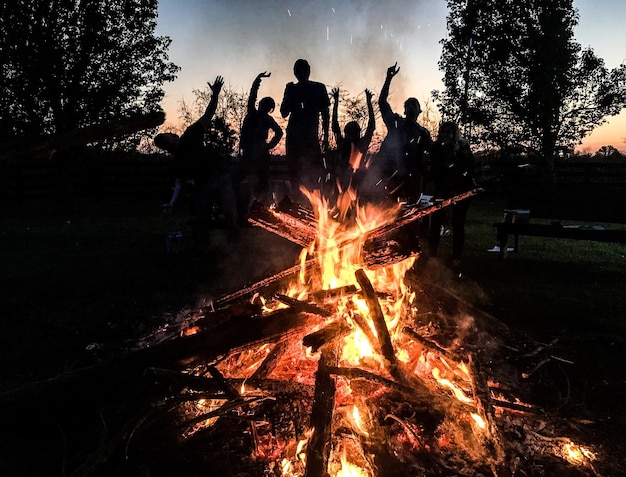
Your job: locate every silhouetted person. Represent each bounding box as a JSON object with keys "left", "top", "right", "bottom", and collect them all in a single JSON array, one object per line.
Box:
[
  {"left": 280, "top": 59, "right": 330, "bottom": 200},
  {"left": 374, "top": 63, "right": 432, "bottom": 203},
  {"left": 235, "top": 71, "right": 283, "bottom": 219},
  {"left": 154, "top": 76, "right": 239, "bottom": 251},
  {"left": 428, "top": 121, "right": 475, "bottom": 267},
  {"left": 331, "top": 87, "right": 375, "bottom": 192}
]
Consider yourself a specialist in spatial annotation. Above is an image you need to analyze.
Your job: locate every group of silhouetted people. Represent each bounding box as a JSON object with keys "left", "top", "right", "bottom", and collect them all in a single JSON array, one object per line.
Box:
[{"left": 154, "top": 59, "right": 476, "bottom": 266}]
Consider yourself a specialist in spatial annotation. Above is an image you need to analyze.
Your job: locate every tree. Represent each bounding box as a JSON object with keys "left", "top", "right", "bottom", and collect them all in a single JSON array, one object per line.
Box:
[
  {"left": 0, "top": 0, "right": 179, "bottom": 147},
  {"left": 434, "top": 0, "right": 626, "bottom": 170},
  {"left": 595, "top": 145, "right": 622, "bottom": 159}
]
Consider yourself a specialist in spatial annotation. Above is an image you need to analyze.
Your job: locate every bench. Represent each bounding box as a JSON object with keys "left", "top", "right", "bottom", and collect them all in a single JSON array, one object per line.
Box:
[{"left": 493, "top": 209, "right": 626, "bottom": 259}]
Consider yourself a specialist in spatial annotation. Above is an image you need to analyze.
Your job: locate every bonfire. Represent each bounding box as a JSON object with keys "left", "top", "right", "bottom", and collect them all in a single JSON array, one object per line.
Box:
[
  {"left": 128, "top": 186, "right": 603, "bottom": 477},
  {"left": 1, "top": 186, "right": 611, "bottom": 477}
]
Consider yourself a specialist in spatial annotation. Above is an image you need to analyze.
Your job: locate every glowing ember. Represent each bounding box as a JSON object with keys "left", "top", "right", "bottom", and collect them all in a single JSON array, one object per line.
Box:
[
  {"left": 562, "top": 441, "right": 596, "bottom": 465},
  {"left": 470, "top": 412, "right": 486, "bottom": 430},
  {"left": 431, "top": 367, "right": 473, "bottom": 403},
  {"left": 349, "top": 404, "right": 370, "bottom": 437}
]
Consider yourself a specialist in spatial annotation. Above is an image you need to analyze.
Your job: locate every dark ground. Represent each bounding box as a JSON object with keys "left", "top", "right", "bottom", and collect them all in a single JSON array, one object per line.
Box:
[{"left": 1, "top": 192, "right": 625, "bottom": 476}]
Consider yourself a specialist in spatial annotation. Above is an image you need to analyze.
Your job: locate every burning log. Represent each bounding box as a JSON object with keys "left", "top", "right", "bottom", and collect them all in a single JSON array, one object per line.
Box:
[
  {"left": 250, "top": 340, "right": 290, "bottom": 380},
  {"left": 354, "top": 268, "right": 400, "bottom": 377},
  {"left": 305, "top": 342, "right": 341, "bottom": 477},
  {"left": 207, "top": 365, "right": 241, "bottom": 399},
  {"left": 364, "top": 189, "right": 482, "bottom": 244},
  {"left": 328, "top": 366, "right": 415, "bottom": 396},
  {"left": 275, "top": 293, "right": 333, "bottom": 317},
  {"left": 402, "top": 326, "right": 464, "bottom": 362},
  {"left": 144, "top": 367, "right": 227, "bottom": 394},
  {"left": 309, "top": 285, "right": 358, "bottom": 303},
  {"left": 215, "top": 258, "right": 318, "bottom": 307},
  {"left": 303, "top": 322, "right": 352, "bottom": 352},
  {"left": 349, "top": 312, "right": 380, "bottom": 353},
  {"left": 468, "top": 353, "right": 507, "bottom": 469},
  {"left": 0, "top": 307, "right": 321, "bottom": 413},
  {"left": 354, "top": 269, "right": 435, "bottom": 401},
  {"left": 247, "top": 189, "right": 480, "bottom": 275},
  {"left": 178, "top": 396, "right": 269, "bottom": 431},
  {"left": 248, "top": 200, "right": 316, "bottom": 247}
]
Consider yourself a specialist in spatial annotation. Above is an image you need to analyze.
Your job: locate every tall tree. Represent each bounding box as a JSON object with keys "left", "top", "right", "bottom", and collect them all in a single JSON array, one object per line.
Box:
[
  {"left": 434, "top": 0, "right": 626, "bottom": 166},
  {"left": 0, "top": 0, "right": 179, "bottom": 146}
]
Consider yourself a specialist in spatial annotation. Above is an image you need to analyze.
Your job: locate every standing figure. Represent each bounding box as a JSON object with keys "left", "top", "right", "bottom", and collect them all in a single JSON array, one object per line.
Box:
[
  {"left": 280, "top": 59, "right": 330, "bottom": 200},
  {"left": 155, "top": 75, "right": 239, "bottom": 250},
  {"left": 428, "top": 121, "right": 476, "bottom": 267},
  {"left": 375, "top": 63, "right": 432, "bottom": 203},
  {"left": 235, "top": 71, "right": 283, "bottom": 219},
  {"left": 331, "top": 87, "right": 375, "bottom": 192}
]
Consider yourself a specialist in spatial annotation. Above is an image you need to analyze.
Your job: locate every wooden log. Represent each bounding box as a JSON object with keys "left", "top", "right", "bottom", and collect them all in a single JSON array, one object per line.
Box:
[
  {"left": 350, "top": 312, "right": 379, "bottom": 353},
  {"left": 468, "top": 353, "right": 507, "bottom": 467},
  {"left": 144, "top": 367, "right": 224, "bottom": 393},
  {"left": 0, "top": 111, "right": 165, "bottom": 164},
  {"left": 250, "top": 340, "right": 289, "bottom": 380},
  {"left": 303, "top": 322, "right": 352, "bottom": 352},
  {"left": 328, "top": 366, "right": 407, "bottom": 393},
  {"left": 248, "top": 200, "right": 316, "bottom": 247},
  {"left": 305, "top": 342, "right": 340, "bottom": 477},
  {"left": 247, "top": 190, "right": 480, "bottom": 276},
  {"left": 364, "top": 189, "right": 482, "bottom": 244},
  {"left": 402, "top": 327, "right": 463, "bottom": 362},
  {"left": 354, "top": 269, "right": 435, "bottom": 394},
  {"left": 308, "top": 285, "right": 358, "bottom": 303},
  {"left": 354, "top": 269, "right": 399, "bottom": 376},
  {"left": 0, "top": 308, "right": 320, "bottom": 412},
  {"left": 207, "top": 365, "right": 241, "bottom": 399},
  {"left": 274, "top": 293, "right": 333, "bottom": 317},
  {"left": 214, "top": 257, "right": 318, "bottom": 307}
]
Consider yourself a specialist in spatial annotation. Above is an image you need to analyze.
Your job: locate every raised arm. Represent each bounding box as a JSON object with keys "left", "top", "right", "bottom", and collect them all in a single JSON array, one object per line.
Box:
[
  {"left": 197, "top": 75, "right": 224, "bottom": 129},
  {"left": 321, "top": 88, "right": 330, "bottom": 152},
  {"left": 362, "top": 89, "right": 376, "bottom": 148},
  {"left": 379, "top": 63, "right": 399, "bottom": 125},
  {"left": 248, "top": 72, "right": 270, "bottom": 114},
  {"left": 331, "top": 87, "right": 342, "bottom": 142}
]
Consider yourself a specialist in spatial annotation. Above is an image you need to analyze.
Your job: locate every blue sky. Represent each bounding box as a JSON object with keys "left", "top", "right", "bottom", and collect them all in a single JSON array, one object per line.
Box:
[{"left": 155, "top": 0, "right": 626, "bottom": 152}]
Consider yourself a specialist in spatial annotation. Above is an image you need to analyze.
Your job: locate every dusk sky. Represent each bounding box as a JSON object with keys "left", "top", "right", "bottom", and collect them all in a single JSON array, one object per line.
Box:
[{"left": 155, "top": 0, "right": 626, "bottom": 153}]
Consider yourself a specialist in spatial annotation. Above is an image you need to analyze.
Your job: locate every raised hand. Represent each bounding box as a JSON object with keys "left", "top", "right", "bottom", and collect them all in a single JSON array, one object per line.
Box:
[
  {"left": 208, "top": 75, "right": 224, "bottom": 94},
  {"left": 257, "top": 71, "right": 271, "bottom": 79},
  {"left": 386, "top": 62, "right": 400, "bottom": 79},
  {"left": 331, "top": 87, "right": 340, "bottom": 101},
  {"left": 365, "top": 88, "right": 374, "bottom": 102}
]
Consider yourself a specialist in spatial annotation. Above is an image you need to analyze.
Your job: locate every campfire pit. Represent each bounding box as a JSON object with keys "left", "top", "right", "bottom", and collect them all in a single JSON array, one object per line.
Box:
[{"left": 1, "top": 187, "right": 618, "bottom": 477}]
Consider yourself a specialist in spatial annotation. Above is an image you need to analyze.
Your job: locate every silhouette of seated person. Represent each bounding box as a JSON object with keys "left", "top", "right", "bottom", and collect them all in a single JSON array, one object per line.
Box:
[
  {"left": 280, "top": 59, "right": 330, "bottom": 201},
  {"left": 235, "top": 71, "right": 283, "bottom": 218},
  {"left": 331, "top": 87, "right": 375, "bottom": 193}
]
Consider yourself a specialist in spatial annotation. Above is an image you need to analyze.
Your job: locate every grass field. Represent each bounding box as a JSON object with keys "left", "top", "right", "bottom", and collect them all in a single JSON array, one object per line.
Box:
[{"left": 1, "top": 192, "right": 625, "bottom": 418}]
